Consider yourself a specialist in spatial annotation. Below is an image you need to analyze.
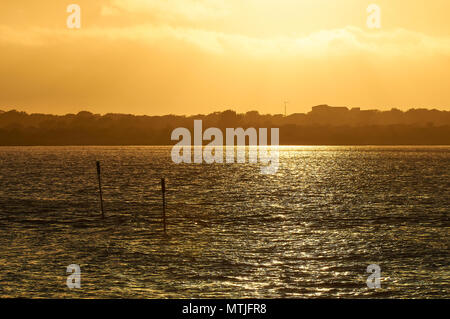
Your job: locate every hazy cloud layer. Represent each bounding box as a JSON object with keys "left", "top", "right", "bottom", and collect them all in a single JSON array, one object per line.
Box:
[{"left": 2, "top": 23, "right": 450, "bottom": 57}]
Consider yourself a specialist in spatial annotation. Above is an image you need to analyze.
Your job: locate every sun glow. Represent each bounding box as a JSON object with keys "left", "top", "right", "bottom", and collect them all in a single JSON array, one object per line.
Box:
[{"left": 0, "top": 0, "right": 450, "bottom": 115}]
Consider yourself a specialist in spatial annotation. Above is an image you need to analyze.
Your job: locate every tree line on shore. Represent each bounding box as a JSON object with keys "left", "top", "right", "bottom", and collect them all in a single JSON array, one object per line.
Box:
[{"left": 0, "top": 105, "right": 449, "bottom": 145}]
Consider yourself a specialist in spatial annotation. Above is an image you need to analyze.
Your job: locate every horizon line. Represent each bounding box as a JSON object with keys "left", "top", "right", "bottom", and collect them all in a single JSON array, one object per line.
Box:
[{"left": 1, "top": 104, "right": 449, "bottom": 117}]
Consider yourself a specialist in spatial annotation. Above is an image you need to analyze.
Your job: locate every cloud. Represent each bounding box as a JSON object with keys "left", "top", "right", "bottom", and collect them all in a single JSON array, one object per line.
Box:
[
  {"left": 101, "top": 0, "right": 229, "bottom": 22},
  {"left": 2, "top": 22, "right": 450, "bottom": 59}
]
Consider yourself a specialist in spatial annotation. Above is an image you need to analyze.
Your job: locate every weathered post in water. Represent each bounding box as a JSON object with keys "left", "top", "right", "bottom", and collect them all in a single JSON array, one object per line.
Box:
[
  {"left": 96, "top": 161, "right": 105, "bottom": 219},
  {"left": 161, "top": 177, "right": 166, "bottom": 234}
]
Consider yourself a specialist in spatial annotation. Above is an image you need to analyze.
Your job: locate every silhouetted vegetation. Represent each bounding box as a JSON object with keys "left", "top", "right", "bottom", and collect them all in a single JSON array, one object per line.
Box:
[{"left": 0, "top": 105, "right": 449, "bottom": 145}]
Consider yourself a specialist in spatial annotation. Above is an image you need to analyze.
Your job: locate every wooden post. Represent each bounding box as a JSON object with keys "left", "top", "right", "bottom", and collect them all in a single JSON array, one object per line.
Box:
[
  {"left": 161, "top": 178, "right": 166, "bottom": 234},
  {"left": 96, "top": 161, "right": 105, "bottom": 219}
]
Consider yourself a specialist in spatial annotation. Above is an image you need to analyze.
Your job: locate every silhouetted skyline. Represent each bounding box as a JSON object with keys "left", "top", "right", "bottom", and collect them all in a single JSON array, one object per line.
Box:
[{"left": 0, "top": 105, "right": 449, "bottom": 145}]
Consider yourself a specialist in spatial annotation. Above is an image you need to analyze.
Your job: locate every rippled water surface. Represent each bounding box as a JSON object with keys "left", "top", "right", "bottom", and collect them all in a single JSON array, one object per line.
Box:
[{"left": 0, "top": 146, "right": 448, "bottom": 298}]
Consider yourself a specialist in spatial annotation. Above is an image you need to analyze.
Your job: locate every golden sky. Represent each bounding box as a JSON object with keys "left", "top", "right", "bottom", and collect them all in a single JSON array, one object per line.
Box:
[{"left": 1, "top": 0, "right": 450, "bottom": 115}]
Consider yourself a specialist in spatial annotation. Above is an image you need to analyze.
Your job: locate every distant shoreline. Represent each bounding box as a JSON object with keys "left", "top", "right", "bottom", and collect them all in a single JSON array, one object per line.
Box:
[{"left": 1, "top": 105, "right": 449, "bottom": 146}]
